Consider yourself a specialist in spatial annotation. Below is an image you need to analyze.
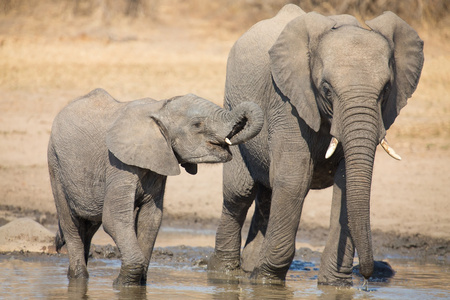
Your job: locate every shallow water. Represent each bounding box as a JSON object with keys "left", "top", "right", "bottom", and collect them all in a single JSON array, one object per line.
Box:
[{"left": 0, "top": 238, "right": 449, "bottom": 299}]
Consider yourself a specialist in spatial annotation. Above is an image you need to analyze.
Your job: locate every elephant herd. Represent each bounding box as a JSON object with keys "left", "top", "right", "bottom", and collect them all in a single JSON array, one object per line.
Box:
[{"left": 48, "top": 4, "right": 423, "bottom": 287}]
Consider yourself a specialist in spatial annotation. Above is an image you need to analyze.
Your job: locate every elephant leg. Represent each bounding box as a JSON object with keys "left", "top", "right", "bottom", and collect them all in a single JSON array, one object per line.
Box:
[
  {"left": 62, "top": 217, "right": 90, "bottom": 279},
  {"left": 50, "top": 168, "right": 89, "bottom": 279},
  {"left": 102, "top": 183, "right": 146, "bottom": 286},
  {"left": 318, "top": 159, "right": 355, "bottom": 286},
  {"left": 251, "top": 139, "right": 314, "bottom": 282},
  {"left": 135, "top": 195, "right": 164, "bottom": 285},
  {"left": 208, "top": 146, "right": 257, "bottom": 273},
  {"left": 241, "top": 184, "right": 271, "bottom": 273}
]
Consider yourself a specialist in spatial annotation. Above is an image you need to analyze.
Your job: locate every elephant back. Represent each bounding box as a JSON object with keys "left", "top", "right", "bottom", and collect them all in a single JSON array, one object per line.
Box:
[
  {"left": 224, "top": 4, "right": 304, "bottom": 110},
  {"left": 52, "top": 88, "right": 122, "bottom": 139}
]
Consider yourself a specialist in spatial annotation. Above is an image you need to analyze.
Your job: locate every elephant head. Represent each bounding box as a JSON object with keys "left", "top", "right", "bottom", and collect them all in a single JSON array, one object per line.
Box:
[
  {"left": 106, "top": 94, "right": 264, "bottom": 176},
  {"left": 269, "top": 12, "right": 423, "bottom": 279}
]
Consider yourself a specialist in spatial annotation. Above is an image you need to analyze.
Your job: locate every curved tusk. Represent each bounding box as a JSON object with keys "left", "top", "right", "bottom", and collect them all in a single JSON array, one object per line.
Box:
[
  {"left": 225, "top": 138, "right": 232, "bottom": 145},
  {"left": 380, "top": 138, "right": 402, "bottom": 161},
  {"left": 325, "top": 137, "right": 339, "bottom": 159}
]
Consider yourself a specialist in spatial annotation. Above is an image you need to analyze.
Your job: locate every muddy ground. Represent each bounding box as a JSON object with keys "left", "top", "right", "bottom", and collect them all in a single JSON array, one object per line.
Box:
[{"left": 0, "top": 1, "right": 449, "bottom": 264}]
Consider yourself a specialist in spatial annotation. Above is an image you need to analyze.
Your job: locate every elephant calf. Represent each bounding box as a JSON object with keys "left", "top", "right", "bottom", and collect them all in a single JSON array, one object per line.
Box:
[{"left": 48, "top": 88, "right": 263, "bottom": 286}]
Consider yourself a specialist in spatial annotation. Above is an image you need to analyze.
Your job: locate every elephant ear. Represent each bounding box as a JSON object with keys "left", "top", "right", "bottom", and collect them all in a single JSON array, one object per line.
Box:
[
  {"left": 106, "top": 100, "right": 181, "bottom": 176},
  {"left": 366, "top": 11, "right": 424, "bottom": 130},
  {"left": 269, "top": 12, "right": 336, "bottom": 132}
]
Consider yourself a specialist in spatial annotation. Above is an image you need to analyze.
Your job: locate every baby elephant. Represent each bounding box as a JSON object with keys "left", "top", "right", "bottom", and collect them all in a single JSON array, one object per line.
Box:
[{"left": 48, "top": 88, "right": 263, "bottom": 286}]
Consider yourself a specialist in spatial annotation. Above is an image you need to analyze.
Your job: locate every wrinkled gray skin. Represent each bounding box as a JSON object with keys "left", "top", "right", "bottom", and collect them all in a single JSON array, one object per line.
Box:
[
  {"left": 208, "top": 4, "right": 423, "bottom": 286},
  {"left": 48, "top": 88, "right": 263, "bottom": 286}
]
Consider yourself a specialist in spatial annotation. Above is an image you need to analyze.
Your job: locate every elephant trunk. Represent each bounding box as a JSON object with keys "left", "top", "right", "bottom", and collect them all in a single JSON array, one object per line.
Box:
[
  {"left": 222, "top": 102, "right": 264, "bottom": 145},
  {"left": 341, "top": 100, "right": 379, "bottom": 280}
]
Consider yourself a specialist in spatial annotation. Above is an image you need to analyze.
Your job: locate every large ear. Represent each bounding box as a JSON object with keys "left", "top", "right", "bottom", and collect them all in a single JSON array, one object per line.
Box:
[
  {"left": 269, "top": 12, "right": 336, "bottom": 132},
  {"left": 366, "top": 11, "right": 424, "bottom": 130},
  {"left": 106, "top": 100, "right": 180, "bottom": 176}
]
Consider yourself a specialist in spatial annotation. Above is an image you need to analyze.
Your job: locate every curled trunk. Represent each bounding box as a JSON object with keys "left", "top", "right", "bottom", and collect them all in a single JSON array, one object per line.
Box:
[{"left": 221, "top": 102, "right": 264, "bottom": 145}]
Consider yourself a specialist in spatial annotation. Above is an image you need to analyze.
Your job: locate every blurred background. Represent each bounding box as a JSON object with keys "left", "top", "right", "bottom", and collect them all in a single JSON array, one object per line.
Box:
[{"left": 0, "top": 0, "right": 449, "bottom": 239}]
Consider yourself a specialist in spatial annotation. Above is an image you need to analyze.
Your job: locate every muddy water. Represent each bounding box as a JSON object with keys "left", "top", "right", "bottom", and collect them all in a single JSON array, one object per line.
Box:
[{"left": 1, "top": 229, "right": 449, "bottom": 299}]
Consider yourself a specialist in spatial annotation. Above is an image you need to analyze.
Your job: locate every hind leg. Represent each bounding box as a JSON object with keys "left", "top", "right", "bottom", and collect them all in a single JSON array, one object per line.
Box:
[
  {"left": 241, "top": 184, "right": 272, "bottom": 272},
  {"left": 60, "top": 214, "right": 97, "bottom": 278},
  {"left": 58, "top": 213, "right": 90, "bottom": 278},
  {"left": 208, "top": 146, "right": 257, "bottom": 272},
  {"left": 50, "top": 164, "right": 91, "bottom": 279}
]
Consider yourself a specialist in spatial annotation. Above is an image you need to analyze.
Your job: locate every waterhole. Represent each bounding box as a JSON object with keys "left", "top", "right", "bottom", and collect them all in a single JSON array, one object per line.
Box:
[{"left": 0, "top": 228, "right": 449, "bottom": 299}]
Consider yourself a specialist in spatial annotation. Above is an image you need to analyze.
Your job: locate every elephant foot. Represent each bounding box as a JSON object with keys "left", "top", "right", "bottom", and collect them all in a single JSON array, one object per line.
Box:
[
  {"left": 113, "top": 263, "right": 146, "bottom": 287},
  {"left": 68, "top": 265, "right": 89, "bottom": 279},
  {"left": 317, "top": 270, "right": 353, "bottom": 287},
  {"left": 207, "top": 250, "right": 241, "bottom": 275},
  {"left": 250, "top": 266, "right": 286, "bottom": 285}
]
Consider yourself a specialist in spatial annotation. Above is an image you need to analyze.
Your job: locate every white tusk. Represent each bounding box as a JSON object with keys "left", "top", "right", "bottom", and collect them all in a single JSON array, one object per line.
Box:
[
  {"left": 225, "top": 138, "right": 232, "bottom": 145},
  {"left": 380, "top": 138, "right": 402, "bottom": 161},
  {"left": 325, "top": 137, "right": 339, "bottom": 159}
]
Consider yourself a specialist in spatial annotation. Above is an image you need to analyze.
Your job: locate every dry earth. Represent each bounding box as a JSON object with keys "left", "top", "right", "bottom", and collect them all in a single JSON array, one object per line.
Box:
[{"left": 0, "top": 2, "right": 449, "bottom": 259}]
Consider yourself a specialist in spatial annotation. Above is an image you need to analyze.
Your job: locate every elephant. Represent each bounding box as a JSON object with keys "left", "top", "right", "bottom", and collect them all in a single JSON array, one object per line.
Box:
[
  {"left": 208, "top": 4, "right": 424, "bottom": 286},
  {"left": 47, "top": 88, "right": 263, "bottom": 286}
]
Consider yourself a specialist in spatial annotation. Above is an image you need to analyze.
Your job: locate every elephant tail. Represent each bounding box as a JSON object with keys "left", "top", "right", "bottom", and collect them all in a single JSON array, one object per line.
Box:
[{"left": 55, "top": 222, "right": 66, "bottom": 253}]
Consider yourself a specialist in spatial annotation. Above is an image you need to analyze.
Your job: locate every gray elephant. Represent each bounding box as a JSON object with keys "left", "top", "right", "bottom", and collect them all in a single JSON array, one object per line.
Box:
[
  {"left": 208, "top": 4, "right": 423, "bottom": 286},
  {"left": 48, "top": 88, "right": 263, "bottom": 286}
]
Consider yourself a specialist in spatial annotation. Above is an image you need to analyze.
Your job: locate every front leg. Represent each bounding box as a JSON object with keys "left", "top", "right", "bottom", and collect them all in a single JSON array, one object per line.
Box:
[
  {"left": 135, "top": 184, "right": 165, "bottom": 285},
  {"left": 251, "top": 147, "right": 314, "bottom": 283},
  {"left": 208, "top": 145, "right": 257, "bottom": 273},
  {"left": 103, "top": 169, "right": 146, "bottom": 286},
  {"left": 318, "top": 159, "right": 355, "bottom": 286}
]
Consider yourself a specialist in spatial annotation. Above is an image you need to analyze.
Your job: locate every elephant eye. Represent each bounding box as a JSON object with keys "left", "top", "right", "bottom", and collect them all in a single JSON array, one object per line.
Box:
[
  {"left": 323, "top": 83, "right": 332, "bottom": 100},
  {"left": 192, "top": 120, "right": 204, "bottom": 129},
  {"left": 320, "top": 82, "right": 333, "bottom": 118}
]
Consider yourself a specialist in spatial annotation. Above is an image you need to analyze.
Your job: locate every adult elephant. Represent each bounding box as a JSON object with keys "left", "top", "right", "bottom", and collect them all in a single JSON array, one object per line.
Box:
[
  {"left": 48, "top": 88, "right": 263, "bottom": 286},
  {"left": 208, "top": 4, "right": 423, "bottom": 286}
]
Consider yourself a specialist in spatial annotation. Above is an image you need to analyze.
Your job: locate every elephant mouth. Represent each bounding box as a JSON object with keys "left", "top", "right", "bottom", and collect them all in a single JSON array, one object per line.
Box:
[
  {"left": 176, "top": 118, "right": 248, "bottom": 165},
  {"left": 203, "top": 118, "right": 248, "bottom": 161},
  {"left": 224, "top": 116, "right": 248, "bottom": 145},
  {"left": 199, "top": 117, "right": 247, "bottom": 160},
  {"left": 176, "top": 141, "right": 232, "bottom": 165},
  {"left": 208, "top": 141, "right": 232, "bottom": 160}
]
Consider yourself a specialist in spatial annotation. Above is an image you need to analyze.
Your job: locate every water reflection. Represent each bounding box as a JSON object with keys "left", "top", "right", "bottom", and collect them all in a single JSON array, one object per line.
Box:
[
  {"left": 115, "top": 285, "right": 148, "bottom": 300},
  {"left": 67, "top": 278, "right": 89, "bottom": 300},
  {"left": 65, "top": 278, "right": 149, "bottom": 300},
  {"left": 207, "top": 272, "right": 296, "bottom": 300},
  {"left": 316, "top": 285, "right": 357, "bottom": 300},
  {"left": 0, "top": 252, "right": 449, "bottom": 299}
]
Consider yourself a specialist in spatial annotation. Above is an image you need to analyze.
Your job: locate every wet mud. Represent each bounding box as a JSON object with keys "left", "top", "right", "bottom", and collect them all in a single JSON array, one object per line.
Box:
[{"left": 1, "top": 204, "right": 449, "bottom": 263}]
